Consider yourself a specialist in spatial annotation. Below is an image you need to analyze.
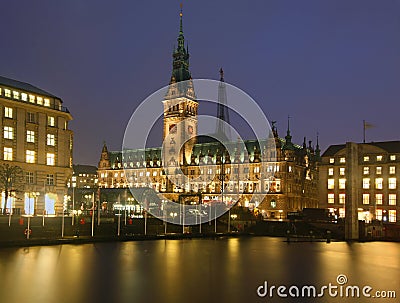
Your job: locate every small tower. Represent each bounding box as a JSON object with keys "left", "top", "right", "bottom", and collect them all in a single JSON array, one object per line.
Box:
[{"left": 98, "top": 142, "right": 111, "bottom": 169}]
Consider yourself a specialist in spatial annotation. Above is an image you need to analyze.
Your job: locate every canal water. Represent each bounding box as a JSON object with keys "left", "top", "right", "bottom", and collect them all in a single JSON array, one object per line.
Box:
[{"left": 0, "top": 237, "right": 398, "bottom": 303}]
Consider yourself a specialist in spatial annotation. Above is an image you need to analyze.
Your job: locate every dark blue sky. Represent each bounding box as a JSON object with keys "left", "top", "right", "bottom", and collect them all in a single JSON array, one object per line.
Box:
[{"left": 1, "top": 1, "right": 399, "bottom": 165}]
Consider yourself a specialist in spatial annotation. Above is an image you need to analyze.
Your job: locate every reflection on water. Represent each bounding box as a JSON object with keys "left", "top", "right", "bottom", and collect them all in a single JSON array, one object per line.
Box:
[{"left": 0, "top": 238, "right": 398, "bottom": 303}]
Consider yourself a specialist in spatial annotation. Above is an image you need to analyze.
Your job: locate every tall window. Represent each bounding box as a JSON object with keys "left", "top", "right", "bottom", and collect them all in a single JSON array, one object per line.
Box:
[
  {"left": 48, "top": 116, "right": 55, "bottom": 127},
  {"left": 46, "top": 174, "right": 54, "bottom": 186},
  {"left": 376, "top": 209, "right": 382, "bottom": 221},
  {"left": 362, "top": 178, "right": 370, "bottom": 189},
  {"left": 327, "top": 179, "right": 334, "bottom": 189},
  {"left": 27, "top": 112, "right": 36, "bottom": 123},
  {"left": 13, "top": 91, "right": 19, "bottom": 99},
  {"left": 388, "top": 178, "right": 396, "bottom": 189},
  {"left": 389, "top": 210, "right": 396, "bottom": 223},
  {"left": 328, "top": 168, "right": 334, "bottom": 176},
  {"left": 47, "top": 134, "right": 55, "bottom": 146},
  {"left": 26, "top": 150, "right": 35, "bottom": 163},
  {"left": 3, "top": 147, "right": 12, "bottom": 161},
  {"left": 339, "top": 178, "right": 346, "bottom": 189},
  {"left": 339, "top": 193, "right": 345, "bottom": 204},
  {"left": 29, "top": 95, "right": 35, "bottom": 103},
  {"left": 44, "top": 98, "right": 50, "bottom": 107},
  {"left": 21, "top": 93, "right": 28, "bottom": 101},
  {"left": 46, "top": 153, "right": 55, "bottom": 166},
  {"left": 328, "top": 193, "right": 334, "bottom": 204},
  {"left": 25, "top": 172, "right": 34, "bottom": 184},
  {"left": 375, "top": 194, "right": 383, "bottom": 205},
  {"left": 390, "top": 166, "right": 396, "bottom": 174},
  {"left": 362, "top": 194, "right": 370, "bottom": 205},
  {"left": 339, "top": 167, "right": 345, "bottom": 175},
  {"left": 389, "top": 194, "right": 396, "bottom": 206},
  {"left": 3, "top": 126, "right": 14, "bottom": 139},
  {"left": 4, "top": 107, "right": 13, "bottom": 118},
  {"left": 26, "top": 130, "right": 35, "bottom": 143},
  {"left": 375, "top": 178, "right": 383, "bottom": 189}
]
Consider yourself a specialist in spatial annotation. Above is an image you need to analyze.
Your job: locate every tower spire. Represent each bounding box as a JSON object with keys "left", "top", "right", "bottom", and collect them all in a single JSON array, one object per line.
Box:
[
  {"left": 216, "top": 68, "right": 231, "bottom": 141},
  {"left": 283, "top": 115, "right": 294, "bottom": 150}
]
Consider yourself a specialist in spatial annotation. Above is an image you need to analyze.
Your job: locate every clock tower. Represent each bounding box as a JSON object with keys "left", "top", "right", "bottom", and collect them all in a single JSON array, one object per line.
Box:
[{"left": 162, "top": 6, "right": 198, "bottom": 169}]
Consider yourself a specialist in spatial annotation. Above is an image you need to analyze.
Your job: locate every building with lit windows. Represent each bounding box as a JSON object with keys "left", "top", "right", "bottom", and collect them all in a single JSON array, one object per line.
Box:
[
  {"left": 319, "top": 141, "right": 400, "bottom": 224},
  {"left": 0, "top": 76, "right": 73, "bottom": 215},
  {"left": 97, "top": 9, "right": 320, "bottom": 219},
  {"left": 66, "top": 165, "right": 98, "bottom": 211}
]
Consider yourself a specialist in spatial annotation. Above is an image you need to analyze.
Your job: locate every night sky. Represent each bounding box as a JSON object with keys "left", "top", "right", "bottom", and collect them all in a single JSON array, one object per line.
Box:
[{"left": 1, "top": 1, "right": 399, "bottom": 165}]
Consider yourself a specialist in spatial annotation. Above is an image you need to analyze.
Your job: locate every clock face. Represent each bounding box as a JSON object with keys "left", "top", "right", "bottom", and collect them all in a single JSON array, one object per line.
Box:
[{"left": 187, "top": 125, "right": 194, "bottom": 135}]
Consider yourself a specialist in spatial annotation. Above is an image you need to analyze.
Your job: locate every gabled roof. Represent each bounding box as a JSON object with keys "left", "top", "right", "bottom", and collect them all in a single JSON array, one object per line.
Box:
[
  {"left": 73, "top": 164, "right": 98, "bottom": 175},
  {"left": 322, "top": 144, "right": 346, "bottom": 157},
  {"left": 0, "top": 75, "right": 59, "bottom": 99}
]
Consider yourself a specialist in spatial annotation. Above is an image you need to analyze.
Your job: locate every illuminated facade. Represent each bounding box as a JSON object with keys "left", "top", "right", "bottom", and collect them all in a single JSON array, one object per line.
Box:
[
  {"left": 0, "top": 76, "right": 73, "bottom": 215},
  {"left": 319, "top": 141, "right": 400, "bottom": 224},
  {"left": 97, "top": 10, "right": 320, "bottom": 219}
]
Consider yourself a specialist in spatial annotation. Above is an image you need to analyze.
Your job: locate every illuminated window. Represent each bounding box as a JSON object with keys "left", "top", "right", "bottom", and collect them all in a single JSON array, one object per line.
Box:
[
  {"left": 363, "top": 167, "right": 369, "bottom": 175},
  {"left": 288, "top": 166, "right": 292, "bottom": 172},
  {"left": 13, "top": 91, "right": 19, "bottom": 99},
  {"left": 362, "top": 194, "right": 370, "bottom": 205},
  {"left": 363, "top": 156, "right": 369, "bottom": 162},
  {"left": 328, "top": 168, "right": 333, "bottom": 176},
  {"left": 46, "top": 174, "right": 54, "bottom": 186},
  {"left": 329, "top": 158, "right": 334, "bottom": 164},
  {"left": 389, "top": 210, "right": 396, "bottom": 223},
  {"left": 390, "top": 155, "right": 396, "bottom": 161},
  {"left": 47, "top": 134, "right": 55, "bottom": 146},
  {"left": 36, "top": 97, "right": 43, "bottom": 105},
  {"left": 376, "top": 209, "right": 382, "bottom": 221},
  {"left": 328, "top": 193, "right": 334, "bottom": 204},
  {"left": 339, "top": 193, "right": 345, "bottom": 204},
  {"left": 389, "top": 178, "right": 396, "bottom": 189},
  {"left": 48, "top": 116, "right": 55, "bottom": 127},
  {"left": 339, "top": 157, "right": 345, "bottom": 163},
  {"left": 377, "top": 155, "right": 383, "bottom": 161},
  {"left": 376, "top": 194, "right": 383, "bottom": 205},
  {"left": 339, "top": 167, "right": 345, "bottom": 175},
  {"left": 390, "top": 166, "right": 396, "bottom": 174},
  {"left": 46, "top": 153, "right": 55, "bottom": 166},
  {"left": 389, "top": 194, "right": 396, "bottom": 206},
  {"left": 362, "top": 178, "right": 370, "bottom": 189},
  {"left": 146, "top": 172, "right": 150, "bottom": 177},
  {"left": 4, "top": 107, "right": 13, "bottom": 118},
  {"left": 4, "top": 89, "right": 11, "bottom": 97},
  {"left": 375, "top": 178, "right": 383, "bottom": 189},
  {"left": 21, "top": 93, "right": 27, "bottom": 101},
  {"left": 254, "top": 166, "right": 260, "bottom": 173},
  {"left": 339, "top": 178, "right": 346, "bottom": 189},
  {"left": 3, "top": 147, "right": 12, "bottom": 161},
  {"left": 44, "top": 98, "right": 50, "bottom": 107},
  {"left": 3, "top": 126, "right": 14, "bottom": 139},
  {"left": 339, "top": 208, "right": 345, "bottom": 218},
  {"left": 153, "top": 171, "right": 157, "bottom": 176},
  {"left": 26, "top": 150, "right": 35, "bottom": 163},
  {"left": 327, "top": 179, "right": 334, "bottom": 189},
  {"left": 29, "top": 95, "right": 35, "bottom": 103},
  {"left": 376, "top": 167, "right": 382, "bottom": 174},
  {"left": 26, "top": 130, "right": 35, "bottom": 143}
]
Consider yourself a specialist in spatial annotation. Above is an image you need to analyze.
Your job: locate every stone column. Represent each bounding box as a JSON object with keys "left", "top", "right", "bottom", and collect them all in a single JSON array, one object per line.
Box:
[{"left": 345, "top": 142, "right": 359, "bottom": 240}]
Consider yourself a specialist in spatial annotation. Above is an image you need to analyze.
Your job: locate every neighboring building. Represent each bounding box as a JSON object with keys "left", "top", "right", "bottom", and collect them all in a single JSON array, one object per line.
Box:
[
  {"left": 0, "top": 76, "right": 73, "bottom": 215},
  {"left": 67, "top": 164, "right": 98, "bottom": 211},
  {"left": 97, "top": 9, "right": 320, "bottom": 219},
  {"left": 319, "top": 141, "right": 400, "bottom": 224}
]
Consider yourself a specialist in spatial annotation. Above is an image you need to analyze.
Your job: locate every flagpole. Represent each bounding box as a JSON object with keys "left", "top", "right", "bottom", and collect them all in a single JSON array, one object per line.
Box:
[{"left": 363, "top": 120, "right": 366, "bottom": 143}]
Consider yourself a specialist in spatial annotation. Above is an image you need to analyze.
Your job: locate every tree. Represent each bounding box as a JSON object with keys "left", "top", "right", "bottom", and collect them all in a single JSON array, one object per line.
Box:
[{"left": 0, "top": 164, "right": 23, "bottom": 215}]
